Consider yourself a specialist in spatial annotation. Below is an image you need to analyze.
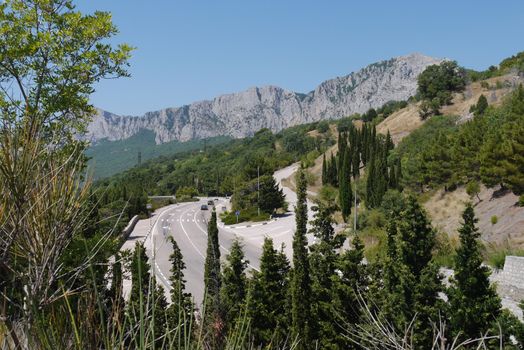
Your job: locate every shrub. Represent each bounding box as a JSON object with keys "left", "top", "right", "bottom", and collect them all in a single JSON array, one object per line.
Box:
[
  {"left": 220, "top": 207, "right": 270, "bottom": 225},
  {"left": 176, "top": 186, "right": 199, "bottom": 201},
  {"left": 466, "top": 180, "right": 481, "bottom": 201},
  {"left": 317, "top": 120, "right": 329, "bottom": 133},
  {"left": 491, "top": 215, "right": 498, "bottom": 225}
]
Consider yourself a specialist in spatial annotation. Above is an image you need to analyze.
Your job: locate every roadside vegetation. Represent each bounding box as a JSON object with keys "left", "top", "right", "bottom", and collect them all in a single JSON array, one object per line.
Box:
[{"left": 1, "top": 1, "right": 524, "bottom": 349}]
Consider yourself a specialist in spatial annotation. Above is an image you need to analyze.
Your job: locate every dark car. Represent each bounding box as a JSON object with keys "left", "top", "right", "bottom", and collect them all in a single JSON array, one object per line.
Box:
[
  {"left": 207, "top": 200, "right": 214, "bottom": 206},
  {"left": 200, "top": 204, "right": 208, "bottom": 210}
]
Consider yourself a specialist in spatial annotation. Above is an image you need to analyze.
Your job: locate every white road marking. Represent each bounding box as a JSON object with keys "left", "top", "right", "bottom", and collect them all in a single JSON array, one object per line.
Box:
[
  {"left": 179, "top": 207, "right": 206, "bottom": 259},
  {"left": 191, "top": 209, "right": 260, "bottom": 272}
]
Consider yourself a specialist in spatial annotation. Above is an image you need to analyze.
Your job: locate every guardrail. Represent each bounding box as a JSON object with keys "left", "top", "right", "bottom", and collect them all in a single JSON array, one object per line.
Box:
[{"left": 121, "top": 215, "right": 140, "bottom": 241}]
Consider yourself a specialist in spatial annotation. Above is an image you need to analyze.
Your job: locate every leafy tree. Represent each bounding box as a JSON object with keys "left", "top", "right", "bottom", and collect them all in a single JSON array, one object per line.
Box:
[
  {"left": 0, "top": 0, "right": 131, "bottom": 333},
  {"left": 221, "top": 238, "right": 249, "bottom": 332},
  {"left": 417, "top": 61, "right": 466, "bottom": 116},
  {"left": 0, "top": 0, "right": 132, "bottom": 142},
  {"left": 248, "top": 238, "right": 290, "bottom": 346},
  {"left": 466, "top": 180, "right": 481, "bottom": 202},
  {"left": 418, "top": 61, "right": 466, "bottom": 103},
  {"left": 291, "top": 168, "right": 312, "bottom": 348},
  {"left": 448, "top": 204, "right": 501, "bottom": 341}
]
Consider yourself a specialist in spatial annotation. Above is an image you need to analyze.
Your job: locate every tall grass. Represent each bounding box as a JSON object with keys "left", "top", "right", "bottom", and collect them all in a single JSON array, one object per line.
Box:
[{"left": 0, "top": 116, "right": 258, "bottom": 349}]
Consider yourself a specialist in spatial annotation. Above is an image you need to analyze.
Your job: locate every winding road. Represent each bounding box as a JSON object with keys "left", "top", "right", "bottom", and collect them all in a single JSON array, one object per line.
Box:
[{"left": 146, "top": 163, "right": 314, "bottom": 307}]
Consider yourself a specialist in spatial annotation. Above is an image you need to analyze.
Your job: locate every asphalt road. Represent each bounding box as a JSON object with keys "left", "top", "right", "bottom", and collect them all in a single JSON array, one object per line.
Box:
[{"left": 148, "top": 163, "right": 315, "bottom": 308}]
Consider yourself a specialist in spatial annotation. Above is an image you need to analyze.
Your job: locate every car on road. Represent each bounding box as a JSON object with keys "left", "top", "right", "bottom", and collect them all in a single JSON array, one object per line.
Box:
[
  {"left": 207, "top": 200, "right": 214, "bottom": 206},
  {"left": 200, "top": 204, "right": 208, "bottom": 210},
  {"left": 221, "top": 206, "right": 227, "bottom": 211}
]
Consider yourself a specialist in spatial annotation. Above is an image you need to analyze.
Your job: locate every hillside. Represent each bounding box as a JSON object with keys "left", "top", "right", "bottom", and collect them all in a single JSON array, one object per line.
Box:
[
  {"left": 425, "top": 185, "right": 524, "bottom": 249},
  {"left": 300, "top": 72, "right": 524, "bottom": 244},
  {"left": 86, "top": 53, "right": 442, "bottom": 145},
  {"left": 376, "top": 73, "right": 523, "bottom": 144},
  {"left": 85, "top": 130, "right": 230, "bottom": 179}
]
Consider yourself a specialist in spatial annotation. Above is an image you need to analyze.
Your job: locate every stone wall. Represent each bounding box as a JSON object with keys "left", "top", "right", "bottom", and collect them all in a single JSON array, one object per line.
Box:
[{"left": 502, "top": 256, "right": 524, "bottom": 289}]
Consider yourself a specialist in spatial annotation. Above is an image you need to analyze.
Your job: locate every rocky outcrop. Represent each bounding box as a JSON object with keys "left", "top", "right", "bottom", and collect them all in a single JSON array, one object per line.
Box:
[{"left": 87, "top": 53, "right": 443, "bottom": 144}]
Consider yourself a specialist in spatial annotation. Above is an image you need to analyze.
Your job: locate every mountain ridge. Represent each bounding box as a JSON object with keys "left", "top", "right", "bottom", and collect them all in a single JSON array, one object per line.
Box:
[{"left": 87, "top": 53, "right": 443, "bottom": 144}]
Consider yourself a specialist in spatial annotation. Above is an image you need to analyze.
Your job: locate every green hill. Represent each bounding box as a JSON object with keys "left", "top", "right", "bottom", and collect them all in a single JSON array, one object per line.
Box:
[{"left": 85, "top": 129, "right": 230, "bottom": 179}]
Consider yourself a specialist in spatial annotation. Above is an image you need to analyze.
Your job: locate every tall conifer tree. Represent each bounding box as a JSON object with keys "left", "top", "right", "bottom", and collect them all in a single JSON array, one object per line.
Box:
[
  {"left": 448, "top": 204, "right": 501, "bottom": 341},
  {"left": 291, "top": 168, "right": 312, "bottom": 348},
  {"left": 203, "top": 210, "right": 223, "bottom": 344},
  {"left": 309, "top": 203, "right": 345, "bottom": 348},
  {"left": 167, "top": 237, "right": 193, "bottom": 328},
  {"left": 339, "top": 148, "right": 353, "bottom": 221},
  {"left": 221, "top": 238, "right": 249, "bottom": 332},
  {"left": 248, "top": 238, "right": 290, "bottom": 346}
]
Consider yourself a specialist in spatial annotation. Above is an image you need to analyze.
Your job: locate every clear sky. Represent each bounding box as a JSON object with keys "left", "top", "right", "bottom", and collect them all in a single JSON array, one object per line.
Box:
[{"left": 76, "top": 0, "right": 524, "bottom": 116}]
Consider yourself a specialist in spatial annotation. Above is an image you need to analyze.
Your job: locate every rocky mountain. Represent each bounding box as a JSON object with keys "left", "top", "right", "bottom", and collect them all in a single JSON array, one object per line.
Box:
[{"left": 87, "top": 53, "right": 443, "bottom": 144}]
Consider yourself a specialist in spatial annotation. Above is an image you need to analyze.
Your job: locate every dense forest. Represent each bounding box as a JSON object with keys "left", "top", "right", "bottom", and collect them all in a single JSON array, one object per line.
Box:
[{"left": 93, "top": 120, "right": 336, "bottom": 224}]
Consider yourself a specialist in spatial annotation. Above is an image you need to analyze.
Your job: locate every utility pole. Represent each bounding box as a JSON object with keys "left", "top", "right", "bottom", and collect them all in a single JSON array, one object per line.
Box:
[{"left": 257, "top": 166, "right": 260, "bottom": 216}]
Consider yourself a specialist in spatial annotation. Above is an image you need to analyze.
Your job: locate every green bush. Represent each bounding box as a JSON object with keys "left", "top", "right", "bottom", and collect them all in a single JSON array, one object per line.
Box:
[
  {"left": 220, "top": 207, "right": 270, "bottom": 225},
  {"left": 317, "top": 120, "right": 329, "bottom": 133},
  {"left": 176, "top": 186, "right": 198, "bottom": 200},
  {"left": 485, "top": 242, "right": 524, "bottom": 269},
  {"left": 491, "top": 215, "right": 498, "bottom": 225}
]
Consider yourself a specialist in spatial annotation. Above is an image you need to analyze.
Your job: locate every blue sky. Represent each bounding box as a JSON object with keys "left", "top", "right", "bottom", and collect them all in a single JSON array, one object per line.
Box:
[{"left": 76, "top": 1, "right": 524, "bottom": 116}]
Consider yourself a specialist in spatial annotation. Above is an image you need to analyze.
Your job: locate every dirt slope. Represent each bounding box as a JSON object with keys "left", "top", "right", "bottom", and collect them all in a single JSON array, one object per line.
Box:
[
  {"left": 425, "top": 185, "right": 524, "bottom": 248},
  {"left": 376, "top": 73, "right": 522, "bottom": 144}
]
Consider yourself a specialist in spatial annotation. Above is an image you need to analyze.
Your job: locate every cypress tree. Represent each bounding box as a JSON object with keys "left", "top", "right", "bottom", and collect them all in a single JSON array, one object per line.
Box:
[
  {"left": 322, "top": 153, "right": 327, "bottom": 185},
  {"left": 221, "top": 238, "right": 249, "bottom": 332},
  {"left": 366, "top": 154, "right": 387, "bottom": 208},
  {"left": 130, "top": 241, "right": 151, "bottom": 305},
  {"left": 352, "top": 145, "right": 360, "bottom": 179},
  {"left": 395, "top": 158, "right": 403, "bottom": 190},
  {"left": 388, "top": 163, "right": 397, "bottom": 189},
  {"left": 365, "top": 154, "right": 376, "bottom": 208},
  {"left": 448, "top": 204, "right": 501, "bottom": 341},
  {"left": 167, "top": 237, "right": 193, "bottom": 328},
  {"left": 339, "top": 148, "right": 353, "bottom": 221},
  {"left": 291, "top": 168, "right": 312, "bottom": 348},
  {"left": 109, "top": 253, "right": 124, "bottom": 306},
  {"left": 153, "top": 282, "right": 168, "bottom": 343},
  {"left": 332, "top": 234, "right": 367, "bottom": 337},
  {"left": 385, "top": 130, "right": 394, "bottom": 153},
  {"left": 329, "top": 152, "right": 338, "bottom": 187},
  {"left": 382, "top": 196, "right": 443, "bottom": 348},
  {"left": 309, "top": 203, "right": 345, "bottom": 348},
  {"left": 248, "top": 238, "right": 290, "bottom": 346},
  {"left": 203, "top": 210, "right": 223, "bottom": 341}
]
